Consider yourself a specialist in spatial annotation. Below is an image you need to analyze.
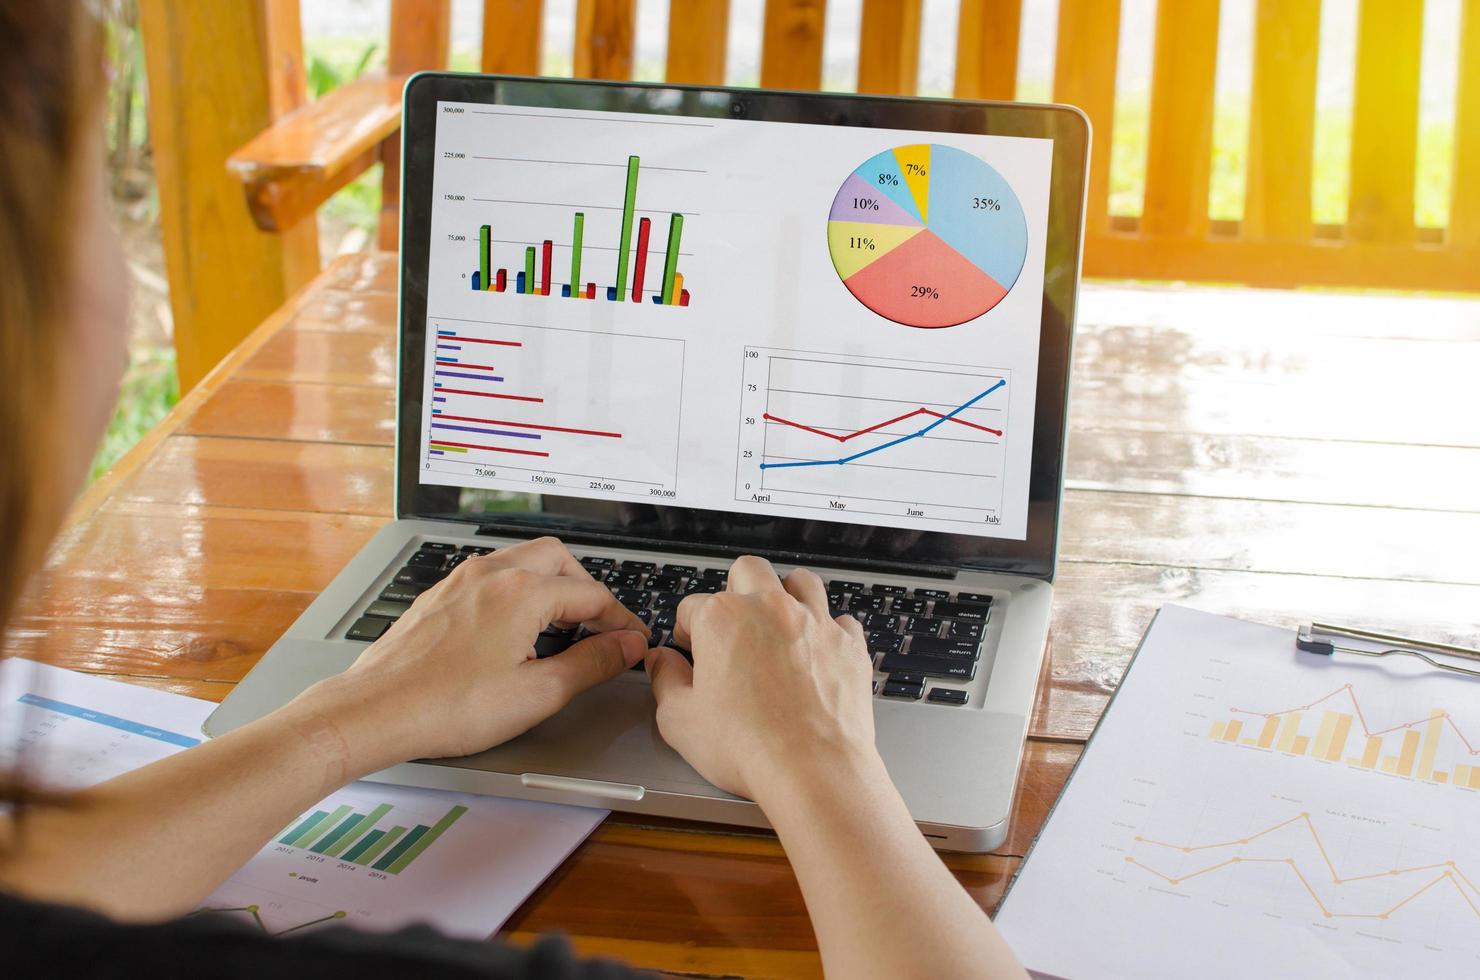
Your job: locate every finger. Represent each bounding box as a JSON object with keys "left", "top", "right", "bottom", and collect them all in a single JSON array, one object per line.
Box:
[
  {"left": 529, "top": 575, "right": 647, "bottom": 634},
  {"left": 835, "top": 613, "right": 866, "bottom": 643},
  {"left": 645, "top": 645, "right": 695, "bottom": 711},
  {"left": 670, "top": 593, "right": 713, "bottom": 650},
  {"left": 484, "top": 536, "right": 588, "bottom": 579},
  {"left": 726, "top": 555, "right": 784, "bottom": 595},
  {"left": 531, "top": 629, "right": 649, "bottom": 702},
  {"left": 782, "top": 567, "right": 829, "bottom": 617}
]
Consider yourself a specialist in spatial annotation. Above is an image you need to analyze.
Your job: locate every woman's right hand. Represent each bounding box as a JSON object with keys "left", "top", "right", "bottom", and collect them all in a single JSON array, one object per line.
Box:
[{"left": 643, "top": 556, "right": 884, "bottom": 802}]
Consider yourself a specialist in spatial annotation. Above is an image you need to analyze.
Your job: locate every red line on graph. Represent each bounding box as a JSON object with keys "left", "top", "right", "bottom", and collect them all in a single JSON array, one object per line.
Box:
[
  {"left": 431, "top": 413, "right": 621, "bottom": 439},
  {"left": 434, "top": 388, "right": 543, "bottom": 403},
  {"left": 1231, "top": 684, "right": 1480, "bottom": 755},
  {"left": 436, "top": 335, "right": 521, "bottom": 347},
  {"left": 429, "top": 440, "right": 550, "bottom": 458},
  {"left": 436, "top": 360, "right": 496, "bottom": 371},
  {"left": 762, "top": 407, "right": 1003, "bottom": 442}
]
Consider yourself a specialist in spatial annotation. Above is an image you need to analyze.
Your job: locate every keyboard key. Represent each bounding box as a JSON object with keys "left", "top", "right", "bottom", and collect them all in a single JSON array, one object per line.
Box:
[
  {"left": 691, "top": 579, "right": 724, "bottom": 594},
  {"left": 653, "top": 592, "right": 684, "bottom": 610},
  {"left": 611, "top": 571, "right": 647, "bottom": 589},
  {"left": 458, "top": 544, "right": 493, "bottom": 554},
  {"left": 927, "top": 688, "right": 969, "bottom": 705},
  {"left": 379, "top": 583, "right": 427, "bottom": 604},
  {"left": 616, "top": 589, "right": 652, "bottom": 610},
  {"left": 871, "top": 584, "right": 906, "bottom": 595},
  {"left": 949, "top": 621, "right": 983, "bottom": 641},
  {"left": 580, "top": 555, "right": 615, "bottom": 569},
  {"left": 540, "top": 623, "right": 576, "bottom": 638},
  {"left": 699, "top": 567, "right": 728, "bottom": 581},
  {"left": 646, "top": 573, "right": 683, "bottom": 592},
  {"left": 890, "top": 597, "right": 927, "bottom": 616},
  {"left": 905, "top": 616, "right": 946, "bottom": 636},
  {"left": 878, "top": 653, "right": 976, "bottom": 680},
  {"left": 586, "top": 567, "right": 610, "bottom": 583},
  {"left": 634, "top": 608, "right": 656, "bottom": 626},
  {"left": 407, "top": 551, "right": 447, "bottom": 568},
  {"left": 830, "top": 580, "right": 865, "bottom": 594},
  {"left": 860, "top": 612, "right": 899, "bottom": 631},
  {"left": 881, "top": 679, "right": 924, "bottom": 700},
  {"left": 346, "top": 616, "right": 392, "bottom": 642},
  {"left": 887, "top": 672, "right": 927, "bottom": 685},
  {"left": 849, "top": 594, "right": 887, "bottom": 613},
  {"left": 909, "top": 637, "right": 980, "bottom": 660},
  {"left": 956, "top": 592, "right": 994, "bottom": 606},
  {"left": 866, "top": 631, "right": 905, "bottom": 654},
  {"left": 914, "top": 588, "right": 951, "bottom": 600},
  {"left": 654, "top": 608, "right": 676, "bottom": 630},
  {"left": 534, "top": 633, "right": 572, "bottom": 659},
  {"left": 365, "top": 600, "right": 410, "bottom": 620},
  {"left": 420, "top": 541, "right": 457, "bottom": 552},
  {"left": 444, "top": 553, "right": 470, "bottom": 571},
  {"left": 933, "top": 601, "right": 990, "bottom": 622},
  {"left": 620, "top": 560, "right": 656, "bottom": 574},
  {"left": 394, "top": 565, "right": 445, "bottom": 586},
  {"left": 662, "top": 565, "right": 697, "bottom": 578}
]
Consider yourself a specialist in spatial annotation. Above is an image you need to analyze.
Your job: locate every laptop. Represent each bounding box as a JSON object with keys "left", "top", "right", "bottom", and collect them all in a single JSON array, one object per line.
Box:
[{"left": 206, "top": 73, "right": 1089, "bottom": 853}]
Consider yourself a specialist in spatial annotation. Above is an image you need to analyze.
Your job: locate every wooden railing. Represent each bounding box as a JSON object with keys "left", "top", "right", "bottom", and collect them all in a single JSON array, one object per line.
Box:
[{"left": 142, "top": 0, "right": 1480, "bottom": 390}]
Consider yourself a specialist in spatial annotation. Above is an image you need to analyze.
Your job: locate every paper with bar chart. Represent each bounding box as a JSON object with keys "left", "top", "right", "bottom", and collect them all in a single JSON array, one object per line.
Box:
[
  {"left": 0, "top": 660, "right": 605, "bottom": 940},
  {"left": 734, "top": 348, "right": 1011, "bottom": 529},
  {"left": 996, "top": 605, "right": 1480, "bottom": 979},
  {"left": 422, "top": 101, "right": 1051, "bottom": 538}
]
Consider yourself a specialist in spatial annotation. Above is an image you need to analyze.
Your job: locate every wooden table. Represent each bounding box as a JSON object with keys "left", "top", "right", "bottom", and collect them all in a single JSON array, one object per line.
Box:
[{"left": 12, "top": 253, "right": 1480, "bottom": 977}]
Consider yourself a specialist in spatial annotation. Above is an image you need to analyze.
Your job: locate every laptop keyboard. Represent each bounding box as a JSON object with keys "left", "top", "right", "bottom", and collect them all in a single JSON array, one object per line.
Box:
[{"left": 346, "top": 544, "right": 993, "bottom": 706}]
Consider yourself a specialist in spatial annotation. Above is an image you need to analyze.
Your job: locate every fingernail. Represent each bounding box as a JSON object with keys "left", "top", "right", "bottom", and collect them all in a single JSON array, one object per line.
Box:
[{"left": 618, "top": 631, "right": 648, "bottom": 667}]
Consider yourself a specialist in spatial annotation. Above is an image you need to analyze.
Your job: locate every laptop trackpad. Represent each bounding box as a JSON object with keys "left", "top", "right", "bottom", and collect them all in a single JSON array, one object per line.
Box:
[{"left": 443, "top": 676, "right": 728, "bottom": 797}]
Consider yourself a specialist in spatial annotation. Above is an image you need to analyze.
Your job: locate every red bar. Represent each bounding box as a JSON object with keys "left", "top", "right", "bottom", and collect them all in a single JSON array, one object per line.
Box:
[
  {"left": 435, "top": 360, "right": 496, "bottom": 371},
  {"left": 585, "top": 282, "right": 596, "bottom": 299},
  {"left": 679, "top": 288, "right": 690, "bottom": 307},
  {"left": 495, "top": 268, "right": 507, "bottom": 292},
  {"left": 429, "top": 440, "right": 550, "bottom": 458},
  {"left": 436, "top": 335, "right": 521, "bottom": 347},
  {"left": 631, "top": 217, "right": 651, "bottom": 302},
  {"left": 541, "top": 239, "right": 553, "bottom": 296},
  {"left": 432, "top": 387, "right": 543, "bottom": 403},
  {"left": 431, "top": 413, "right": 622, "bottom": 439}
]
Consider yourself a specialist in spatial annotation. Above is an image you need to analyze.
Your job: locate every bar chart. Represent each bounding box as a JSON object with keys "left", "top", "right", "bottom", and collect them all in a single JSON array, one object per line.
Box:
[
  {"left": 468, "top": 154, "right": 692, "bottom": 306},
  {"left": 277, "top": 799, "right": 468, "bottom": 874},
  {"left": 1207, "top": 681, "right": 1480, "bottom": 789}
]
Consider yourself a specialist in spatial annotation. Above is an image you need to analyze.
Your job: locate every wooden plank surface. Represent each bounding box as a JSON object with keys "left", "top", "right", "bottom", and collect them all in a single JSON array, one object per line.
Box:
[
  {"left": 954, "top": 0, "right": 1023, "bottom": 100},
  {"left": 665, "top": 0, "right": 730, "bottom": 84},
  {"left": 19, "top": 251, "right": 1480, "bottom": 975}
]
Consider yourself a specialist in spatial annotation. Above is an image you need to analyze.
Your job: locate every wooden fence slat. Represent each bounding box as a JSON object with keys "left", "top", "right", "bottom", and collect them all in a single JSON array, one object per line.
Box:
[
  {"left": 1141, "top": 0, "right": 1220, "bottom": 238},
  {"left": 1452, "top": 0, "right": 1480, "bottom": 248},
  {"left": 1348, "top": 0, "right": 1423, "bottom": 243},
  {"left": 858, "top": 0, "right": 923, "bottom": 95},
  {"left": 1245, "top": 0, "right": 1320, "bottom": 240},
  {"left": 378, "top": 1, "right": 450, "bottom": 251},
  {"left": 760, "top": 0, "right": 826, "bottom": 90},
  {"left": 138, "top": 0, "right": 319, "bottom": 391},
  {"left": 666, "top": 0, "right": 730, "bottom": 84},
  {"left": 954, "top": 0, "right": 1022, "bottom": 101},
  {"left": 574, "top": 0, "right": 637, "bottom": 80},
  {"left": 1052, "top": 0, "right": 1121, "bottom": 236},
  {"left": 482, "top": 0, "right": 545, "bottom": 74},
  {"left": 262, "top": 0, "right": 309, "bottom": 118}
]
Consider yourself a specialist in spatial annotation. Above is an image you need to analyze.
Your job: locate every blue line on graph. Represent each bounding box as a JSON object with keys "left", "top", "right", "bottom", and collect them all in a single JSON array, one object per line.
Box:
[
  {"left": 758, "top": 379, "right": 1006, "bottom": 472},
  {"left": 16, "top": 694, "right": 201, "bottom": 747}
]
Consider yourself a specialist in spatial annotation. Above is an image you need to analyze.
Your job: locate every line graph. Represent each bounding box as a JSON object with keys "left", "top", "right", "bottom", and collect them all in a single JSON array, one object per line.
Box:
[
  {"left": 734, "top": 348, "right": 1010, "bottom": 526},
  {"left": 1209, "top": 681, "right": 1480, "bottom": 788},
  {"left": 1126, "top": 811, "right": 1480, "bottom": 923}
]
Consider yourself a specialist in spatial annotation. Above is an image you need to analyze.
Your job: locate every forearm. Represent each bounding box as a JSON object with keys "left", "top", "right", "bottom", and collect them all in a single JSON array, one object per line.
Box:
[
  {"left": 0, "top": 672, "right": 402, "bottom": 921},
  {"left": 757, "top": 749, "right": 1026, "bottom": 980}
]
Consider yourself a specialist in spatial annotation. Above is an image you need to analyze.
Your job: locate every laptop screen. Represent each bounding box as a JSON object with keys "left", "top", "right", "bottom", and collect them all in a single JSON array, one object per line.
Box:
[{"left": 398, "top": 77, "right": 1087, "bottom": 579}]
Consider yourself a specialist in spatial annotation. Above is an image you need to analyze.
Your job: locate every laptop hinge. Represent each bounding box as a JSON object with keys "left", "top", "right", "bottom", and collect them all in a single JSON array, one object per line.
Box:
[{"left": 474, "top": 524, "right": 960, "bottom": 580}]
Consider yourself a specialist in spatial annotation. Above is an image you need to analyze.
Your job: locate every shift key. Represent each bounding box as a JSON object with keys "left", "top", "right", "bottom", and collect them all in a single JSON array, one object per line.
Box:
[{"left": 878, "top": 652, "right": 976, "bottom": 680}]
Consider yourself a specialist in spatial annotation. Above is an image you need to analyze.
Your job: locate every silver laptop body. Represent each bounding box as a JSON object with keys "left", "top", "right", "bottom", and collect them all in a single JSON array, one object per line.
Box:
[{"left": 207, "top": 75, "right": 1089, "bottom": 853}]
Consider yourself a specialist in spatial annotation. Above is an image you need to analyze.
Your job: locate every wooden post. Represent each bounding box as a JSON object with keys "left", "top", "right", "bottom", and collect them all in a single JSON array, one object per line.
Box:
[
  {"left": 1053, "top": 0, "right": 1121, "bottom": 238},
  {"left": 954, "top": 0, "right": 1023, "bottom": 101},
  {"left": 378, "top": 0, "right": 451, "bottom": 251},
  {"left": 761, "top": 0, "right": 827, "bottom": 90},
  {"left": 138, "top": 0, "right": 318, "bottom": 392},
  {"left": 574, "top": 0, "right": 637, "bottom": 80},
  {"left": 482, "top": 0, "right": 545, "bottom": 74},
  {"left": 666, "top": 0, "right": 730, "bottom": 84},
  {"left": 858, "top": 0, "right": 923, "bottom": 95}
]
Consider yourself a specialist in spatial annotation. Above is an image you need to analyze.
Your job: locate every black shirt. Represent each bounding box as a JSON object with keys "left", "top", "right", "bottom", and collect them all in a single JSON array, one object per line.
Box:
[{"left": 3, "top": 890, "right": 650, "bottom": 978}]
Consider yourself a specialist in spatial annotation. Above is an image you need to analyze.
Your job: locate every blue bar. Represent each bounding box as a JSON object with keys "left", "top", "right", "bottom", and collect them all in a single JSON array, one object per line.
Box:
[
  {"left": 431, "top": 422, "right": 542, "bottom": 440},
  {"left": 606, "top": 286, "right": 617, "bottom": 300},
  {"left": 435, "top": 344, "right": 461, "bottom": 351},
  {"left": 435, "top": 371, "right": 505, "bottom": 382},
  {"left": 471, "top": 270, "right": 481, "bottom": 290},
  {"left": 561, "top": 284, "right": 571, "bottom": 297},
  {"left": 652, "top": 295, "right": 662, "bottom": 304},
  {"left": 516, "top": 271, "right": 526, "bottom": 294},
  {"left": 432, "top": 396, "right": 447, "bottom": 403},
  {"left": 437, "top": 329, "right": 455, "bottom": 336},
  {"left": 16, "top": 694, "right": 201, "bottom": 747}
]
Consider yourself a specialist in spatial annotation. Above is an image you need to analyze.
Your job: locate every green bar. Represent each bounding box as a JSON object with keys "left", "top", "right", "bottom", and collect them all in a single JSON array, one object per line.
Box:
[
  {"left": 570, "top": 212, "right": 584, "bottom": 297},
  {"left": 324, "top": 803, "right": 392, "bottom": 857},
  {"left": 310, "top": 812, "right": 365, "bottom": 854},
  {"left": 373, "top": 824, "right": 429, "bottom": 871},
  {"left": 293, "top": 804, "right": 352, "bottom": 849},
  {"left": 280, "top": 810, "right": 329, "bottom": 846},
  {"left": 384, "top": 805, "right": 468, "bottom": 875},
  {"left": 357, "top": 825, "right": 406, "bottom": 865},
  {"left": 613, "top": 155, "right": 640, "bottom": 295},
  {"left": 660, "top": 213, "right": 684, "bottom": 305},
  {"left": 479, "top": 224, "right": 490, "bottom": 290},
  {"left": 431, "top": 444, "right": 468, "bottom": 454},
  {"left": 343, "top": 828, "right": 385, "bottom": 864},
  {"left": 524, "top": 246, "right": 535, "bottom": 294}
]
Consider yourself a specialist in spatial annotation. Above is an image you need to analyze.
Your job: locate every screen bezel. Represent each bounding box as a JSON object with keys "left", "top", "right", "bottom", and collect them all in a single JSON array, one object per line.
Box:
[{"left": 397, "top": 73, "right": 1088, "bottom": 580}]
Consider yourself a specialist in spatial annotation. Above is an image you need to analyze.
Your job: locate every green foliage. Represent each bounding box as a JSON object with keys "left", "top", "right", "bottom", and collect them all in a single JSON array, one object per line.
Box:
[{"left": 89, "top": 345, "right": 179, "bottom": 482}]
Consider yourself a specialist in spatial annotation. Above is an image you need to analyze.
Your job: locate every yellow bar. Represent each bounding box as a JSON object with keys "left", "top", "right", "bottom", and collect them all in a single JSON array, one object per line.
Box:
[
  {"left": 1275, "top": 712, "right": 1303, "bottom": 752},
  {"left": 1312, "top": 712, "right": 1340, "bottom": 759},
  {"left": 673, "top": 272, "right": 684, "bottom": 300},
  {"left": 1325, "top": 714, "right": 1353, "bottom": 762},
  {"left": 1381, "top": 756, "right": 1398, "bottom": 773},
  {"left": 1223, "top": 720, "right": 1244, "bottom": 742},
  {"left": 1210, "top": 720, "right": 1227, "bottom": 740},
  {"left": 1417, "top": 710, "right": 1444, "bottom": 780},
  {"left": 1346, "top": 757, "right": 1363, "bottom": 765},
  {"left": 1457, "top": 764, "right": 1470, "bottom": 786},
  {"left": 1241, "top": 738, "right": 1259, "bottom": 746},
  {"left": 1292, "top": 735, "right": 1310, "bottom": 755},
  {"left": 1257, "top": 716, "right": 1280, "bottom": 748},
  {"left": 1397, "top": 730, "right": 1421, "bottom": 776},
  {"left": 1470, "top": 767, "right": 1480, "bottom": 789},
  {"left": 1361, "top": 736, "right": 1382, "bottom": 769},
  {"left": 1435, "top": 771, "right": 1449, "bottom": 784}
]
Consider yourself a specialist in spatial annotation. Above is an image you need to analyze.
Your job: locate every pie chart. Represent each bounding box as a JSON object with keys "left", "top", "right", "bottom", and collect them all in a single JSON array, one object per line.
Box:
[{"left": 827, "top": 144, "right": 1028, "bottom": 328}]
